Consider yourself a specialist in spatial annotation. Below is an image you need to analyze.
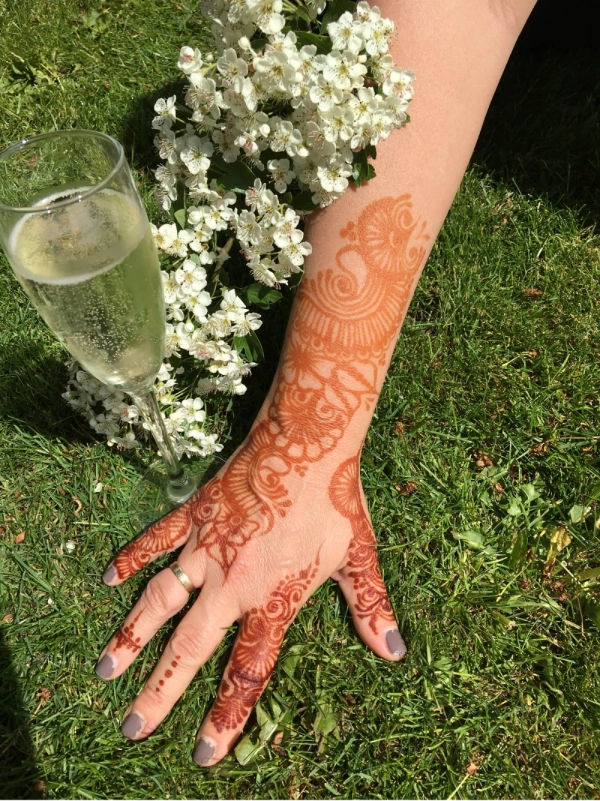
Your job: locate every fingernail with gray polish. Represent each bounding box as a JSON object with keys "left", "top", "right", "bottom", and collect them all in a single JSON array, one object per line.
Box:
[
  {"left": 193, "top": 737, "right": 215, "bottom": 766},
  {"left": 121, "top": 712, "right": 144, "bottom": 740},
  {"left": 103, "top": 565, "right": 116, "bottom": 584},
  {"left": 386, "top": 628, "right": 407, "bottom": 658},
  {"left": 96, "top": 653, "right": 116, "bottom": 680}
]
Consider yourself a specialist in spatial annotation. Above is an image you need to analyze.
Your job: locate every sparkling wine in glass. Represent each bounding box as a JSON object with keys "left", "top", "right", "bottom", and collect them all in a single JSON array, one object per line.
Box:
[{"left": 0, "top": 130, "right": 214, "bottom": 528}]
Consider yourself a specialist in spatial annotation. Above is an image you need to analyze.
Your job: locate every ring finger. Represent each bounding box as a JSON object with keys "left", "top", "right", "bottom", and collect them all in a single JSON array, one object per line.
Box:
[{"left": 96, "top": 554, "right": 205, "bottom": 681}]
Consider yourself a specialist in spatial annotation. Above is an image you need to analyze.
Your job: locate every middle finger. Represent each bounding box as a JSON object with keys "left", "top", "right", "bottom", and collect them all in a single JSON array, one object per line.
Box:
[{"left": 119, "top": 589, "right": 238, "bottom": 740}]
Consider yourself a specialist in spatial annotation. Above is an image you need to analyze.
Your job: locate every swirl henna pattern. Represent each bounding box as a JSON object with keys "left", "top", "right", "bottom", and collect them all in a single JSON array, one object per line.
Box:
[
  {"left": 209, "top": 558, "right": 319, "bottom": 732},
  {"left": 329, "top": 457, "right": 396, "bottom": 634},
  {"left": 111, "top": 195, "right": 429, "bottom": 581}
]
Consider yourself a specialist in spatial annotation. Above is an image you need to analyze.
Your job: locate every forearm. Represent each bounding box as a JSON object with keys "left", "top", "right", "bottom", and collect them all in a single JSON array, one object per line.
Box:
[{"left": 256, "top": 0, "right": 537, "bottom": 462}]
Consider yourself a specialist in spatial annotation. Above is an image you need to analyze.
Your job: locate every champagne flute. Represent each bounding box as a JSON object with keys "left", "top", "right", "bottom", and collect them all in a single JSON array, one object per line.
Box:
[{"left": 0, "top": 129, "right": 214, "bottom": 528}]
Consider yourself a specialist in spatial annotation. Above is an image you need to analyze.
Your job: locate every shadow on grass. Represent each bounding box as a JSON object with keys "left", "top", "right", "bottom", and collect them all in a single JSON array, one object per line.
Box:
[
  {"left": 0, "top": 630, "right": 41, "bottom": 800},
  {"left": 474, "top": 1, "right": 600, "bottom": 221},
  {"left": 118, "top": 80, "right": 187, "bottom": 176},
  {"left": 0, "top": 340, "right": 87, "bottom": 441}
]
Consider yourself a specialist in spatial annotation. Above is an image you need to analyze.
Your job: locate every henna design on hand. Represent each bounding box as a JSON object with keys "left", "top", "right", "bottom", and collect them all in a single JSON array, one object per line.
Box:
[
  {"left": 190, "top": 196, "right": 428, "bottom": 572},
  {"left": 112, "top": 196, "right": 428, "bottom": 581},
  {"left": 329, "top": 457, "right": 395, "bottom": 634},
  {"left": 114, "top": 609, "right": 145, "bottom": 653},
  {"left": 209, "top": 558, "right": 319, "bottom": 732},
  {"left": 112, "top": 504, "right": 194, "bottom": 580}
]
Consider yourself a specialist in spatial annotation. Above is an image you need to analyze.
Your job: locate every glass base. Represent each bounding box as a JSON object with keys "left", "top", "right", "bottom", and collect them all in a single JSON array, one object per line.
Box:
[{"left": 128, "top": 455, "right": 225, "bottom": 532}]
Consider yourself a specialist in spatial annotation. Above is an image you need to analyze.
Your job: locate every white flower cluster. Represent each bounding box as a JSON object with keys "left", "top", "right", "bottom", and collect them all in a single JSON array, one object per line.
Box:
[
  {"left": 63, "top": 362, "right": 223, "bottom": 458},
  {"left": 153, "top": 0, "right": 414, "bottom": 208},
  {"left": 66, "top": 1, "right": 414, "bottom": 459}
]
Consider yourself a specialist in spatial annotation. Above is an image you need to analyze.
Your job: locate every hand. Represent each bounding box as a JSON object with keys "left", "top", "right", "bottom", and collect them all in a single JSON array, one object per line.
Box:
[{"left": 96, "top": 434, "right": 406, "bottom": 766}]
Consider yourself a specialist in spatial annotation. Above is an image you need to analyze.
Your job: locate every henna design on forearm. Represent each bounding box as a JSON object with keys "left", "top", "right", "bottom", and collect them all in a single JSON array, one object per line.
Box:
[
  {"left": 209, "top": 558, "right": 319, "bottom": 732},
  {"left": 329, "top": 457, "right": 396, "bottom": 634},
  {"left": 191, "top": 195, "right": 428, "bottom": 571},
  {"left": 112, "top": 196, "right": 428, "bottom": 581}
]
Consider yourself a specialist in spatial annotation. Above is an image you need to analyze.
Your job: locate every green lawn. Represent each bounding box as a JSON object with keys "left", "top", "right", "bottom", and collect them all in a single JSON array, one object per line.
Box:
[{"left": 1, "top": 2, "right": 600, "bottom": 798}]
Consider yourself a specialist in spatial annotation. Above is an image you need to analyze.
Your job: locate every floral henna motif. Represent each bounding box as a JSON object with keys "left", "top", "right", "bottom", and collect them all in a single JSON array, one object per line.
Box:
[
  {"left": 329, "top": 457, "right": 396, "bottom": 634},
  {"left": 209, "top": 559, "right": 319, "bottom": 732}
]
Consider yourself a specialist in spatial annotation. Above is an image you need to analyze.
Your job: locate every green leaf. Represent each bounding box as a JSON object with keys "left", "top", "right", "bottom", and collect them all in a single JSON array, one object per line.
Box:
[
  {"left": 244, "top": 283, "right": 282, "bottom": 309},
  {"left": 521, "top": 483, "right": 540, "bottom": 502},
  {"left": 211, "top": 154, "right": 257, "bottom": 192},
  {"left": 255, "top": 701, "right": 271, "bottom": 729},
  {"left": 320, "top": 0, "right": 356, "bottom": 32},
  {"left": 453, "top": 529, "right": 485, "bottom": 549},
  {"left": 293, "top": 190, "right": 319, "bottom": 212},
  {"left": 259, "top": 719, "right": 277, "bottom": 745},
  {"left": 270, "top": 698, "right": 282, "bottom": 721},
  {"left": 294, "top": 31, "right": 331, "bottom": 54},
  {"left": 232, "top": 330, "right": 264, "bottom": 364},
  {"left": 588, "top": 479, "right": 600, "bottom": 501},
  {"left": 289, "top": 5, "right": 313, "bottom": 24},
  {"left": 577, "top": 566, "right": 600, "bottom": 581},
  {"left": 282, "top": 653, "right": 301, "bottom": 679},
  {"left": 580, "top": 596, "right": 600, "bottom": 628},
  {"left": 507, "top": 498, "right": 522, "bottom": 517},
  {"left": 490, "top": 609, "right": 516, "bottom": 629},
  {"left": 509, "top": 529, "right": 528, "bottom": 570},
  {"left": 173, "top": 208, "right": 187, "bottom": 228},
  {"left": 569, "top": 504, "right": 588, "bottom": 523},
  {"left": 351, "top": 147, "right": 378, "bottom": 187},
  {"left": 313, "top": 706, "right": 341, "bottom": 737},
  {"left": 234, "top": 734, "right": 260, "bottom": 766}
]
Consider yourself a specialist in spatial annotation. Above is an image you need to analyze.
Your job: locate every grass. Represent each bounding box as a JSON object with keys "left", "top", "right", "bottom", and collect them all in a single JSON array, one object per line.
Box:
[{"left": 1, "top": 1, "right": 600, "bottom": 798}]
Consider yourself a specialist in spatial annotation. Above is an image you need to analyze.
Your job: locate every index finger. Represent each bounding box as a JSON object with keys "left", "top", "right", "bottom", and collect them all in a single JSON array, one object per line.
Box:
[{"left": 103, "top": 502, "right": 196, "bottom": 585}]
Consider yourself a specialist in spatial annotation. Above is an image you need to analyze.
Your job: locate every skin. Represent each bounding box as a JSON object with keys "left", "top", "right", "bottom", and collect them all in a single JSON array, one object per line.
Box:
[{"left": 96, "top": 0, "right": 538, "bottom": 766}]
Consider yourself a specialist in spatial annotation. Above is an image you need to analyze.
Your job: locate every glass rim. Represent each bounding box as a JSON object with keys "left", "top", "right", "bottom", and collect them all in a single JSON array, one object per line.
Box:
[{"left": 0, "top": 129, "right": 125, "bottom": 214}]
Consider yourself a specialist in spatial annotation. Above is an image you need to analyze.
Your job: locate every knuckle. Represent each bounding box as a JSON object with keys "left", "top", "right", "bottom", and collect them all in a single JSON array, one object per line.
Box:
[
  {"left": 169, "top": 628, "right": 204, "bottom": 667},
  {"left": 142, "top": 574, "right": 176, "bottom": 619}
]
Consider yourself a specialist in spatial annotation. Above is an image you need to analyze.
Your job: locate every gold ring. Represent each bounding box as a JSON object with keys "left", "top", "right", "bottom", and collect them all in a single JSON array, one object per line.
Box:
[{"left": 169, "top": 561, "right": 195, "bottom": 594}]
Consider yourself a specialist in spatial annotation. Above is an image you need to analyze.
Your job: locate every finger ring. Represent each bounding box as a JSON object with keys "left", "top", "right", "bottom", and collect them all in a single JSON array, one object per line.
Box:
[{"left": 169, "top": 561, "right": 195, "bottom": 594}]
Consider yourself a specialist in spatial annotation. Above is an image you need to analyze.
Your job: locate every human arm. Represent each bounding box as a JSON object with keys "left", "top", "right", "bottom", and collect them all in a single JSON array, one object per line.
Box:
[{"left": 96, "top": 0, "right": 537, "bottom": 766}]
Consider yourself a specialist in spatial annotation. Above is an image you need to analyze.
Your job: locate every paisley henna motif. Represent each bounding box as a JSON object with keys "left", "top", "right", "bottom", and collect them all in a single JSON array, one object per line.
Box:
[
  {"left": 112, "top": 503, "right": 195, "bottom": 580},
  {"left": 112, "top": 196, "right": 428, "bottom": 580},
  {"left": 329, "top": 457, "right": 395, "bottom": 634},
  {"left": 210, "top": 559, "right": 319, "bottom": 732}
]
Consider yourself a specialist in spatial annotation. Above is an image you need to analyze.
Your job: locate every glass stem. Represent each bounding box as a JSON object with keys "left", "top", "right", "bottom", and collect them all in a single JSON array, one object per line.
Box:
[
  {"left": 132, "top": 390, "right": 197, "bottom": 503},
  {"left": 133, "top": 389, "right": 183, "bottom": 481}
]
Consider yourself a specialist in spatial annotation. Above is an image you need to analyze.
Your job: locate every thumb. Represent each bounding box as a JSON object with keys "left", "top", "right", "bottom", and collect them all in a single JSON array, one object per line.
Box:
[{"left": 103, "top": 499, "right": 196, "bottom": 586}]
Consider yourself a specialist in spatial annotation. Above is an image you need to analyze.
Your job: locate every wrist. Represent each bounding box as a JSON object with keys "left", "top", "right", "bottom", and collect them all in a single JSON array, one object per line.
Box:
[{"left": 251, "top": 379, "right": 370, "bottom": 469}]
